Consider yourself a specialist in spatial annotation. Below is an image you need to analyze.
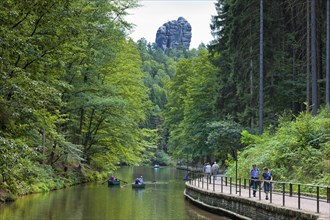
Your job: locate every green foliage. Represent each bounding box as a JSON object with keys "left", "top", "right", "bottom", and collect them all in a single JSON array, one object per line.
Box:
[
  {"left": 152, "top": 151, "right": 171, "bottom": 166},
  {"left": 226, "top": 109, "right": 330, "bottom": 185},
  {"left": 164, "top": 48, "right": 219, "bottom": 159},
  {"left": 207, "top": 117, "right": 244, "bottom": 160},
  {"left": 0, "top": 0, "right": 150, "bottom": 199}
]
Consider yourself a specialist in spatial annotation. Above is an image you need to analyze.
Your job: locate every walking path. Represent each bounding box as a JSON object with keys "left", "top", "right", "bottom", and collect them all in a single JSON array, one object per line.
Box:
[{"left": 187, "top": 176, "right": 330, "bottom": 220}]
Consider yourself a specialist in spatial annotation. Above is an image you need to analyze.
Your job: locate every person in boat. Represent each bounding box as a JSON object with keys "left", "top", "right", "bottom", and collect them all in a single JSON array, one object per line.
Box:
[
  {"left": 138, "top": 176, "right": 144, "bottom": 184},
  {"left": 135, "top": 178, "right": 140, "bottom": 184},
  {"left": 183, "top": 172, "right": 190, "bottom": 181},
  {"left": 109, "top": 175, "right": 117, "bottom": 182}
]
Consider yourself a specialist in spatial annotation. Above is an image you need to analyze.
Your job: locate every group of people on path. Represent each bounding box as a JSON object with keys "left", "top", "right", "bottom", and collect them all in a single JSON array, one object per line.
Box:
[
  {"left": 203, "top": 161, "right": 273, "bottom": 200},
  {"left": 250, "top": 163, "right": 273, "bottom": 200},
  {"left": 203, "top": 161, "right": 220, "bottom": 178}
]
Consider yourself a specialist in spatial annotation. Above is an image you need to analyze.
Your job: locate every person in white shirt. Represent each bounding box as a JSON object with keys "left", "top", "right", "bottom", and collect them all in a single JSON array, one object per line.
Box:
[
  {"left": 211, "top": 162, "right": 219, "bottom": 179},
  {"left": 138, "top": 176, "right": 144, "bottom": 184},
  {"left": 205, "top": 163, "right": 211, "bottom": 175}
]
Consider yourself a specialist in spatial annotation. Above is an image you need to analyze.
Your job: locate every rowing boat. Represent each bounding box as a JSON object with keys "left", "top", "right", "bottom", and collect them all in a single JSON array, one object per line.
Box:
[
  {"left": 108, "top": 180, "right": 120, "bottom": 186},
  {"left": 132, "top": 183, "right": 145, "bottom": 188}
]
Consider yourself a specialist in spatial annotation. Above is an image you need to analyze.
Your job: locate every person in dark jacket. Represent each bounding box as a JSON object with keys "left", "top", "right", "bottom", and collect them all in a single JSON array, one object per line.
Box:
[
  {"left": 250, "top": 163, "right": 260, "bottom": 197},
  {"left": 261, "top": 167, "right": 273, "bottom": 200}
]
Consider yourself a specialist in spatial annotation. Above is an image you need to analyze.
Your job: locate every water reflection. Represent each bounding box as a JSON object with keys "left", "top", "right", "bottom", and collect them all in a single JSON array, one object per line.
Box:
[{"left": 0, "top": 166, "right": 231, "bottom": 220}]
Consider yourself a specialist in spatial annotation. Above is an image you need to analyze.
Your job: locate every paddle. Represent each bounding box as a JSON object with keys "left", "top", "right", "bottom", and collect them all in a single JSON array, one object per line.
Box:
[
  {"left": 120, "top": 182, "right": 128, "bottom": 188},
  {"left": 116, "top": 178, "right": 128, "bottom": 184}
]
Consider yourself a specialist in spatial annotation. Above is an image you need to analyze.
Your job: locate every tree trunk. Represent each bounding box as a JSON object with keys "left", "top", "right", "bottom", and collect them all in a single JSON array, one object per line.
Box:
[
  {"left": 326, "top": 0, "right": 330, "bottom": 105},
  {"left": 77, "top": 108, "right": 84, "bottom": 145},
  {"left": 250, "top": 46, "right": 254, "bottom": 129},
  {"left": 259, "top": 0, "right": 264, "bottom": 134},
  {"left": 306, "top": 0, "right": 311, "bottom": 109},
  {"left": 42, "top": 127, "right": 46, "bottom": 164},
  {"left": 311, "top": 0, "right": 318, "bottom": 116},
  {"left": 316, "top": 0, "right": 323, "bottom": 108},
  {"left": 291, "top": 3, "right": 299, "bottom": 113}
]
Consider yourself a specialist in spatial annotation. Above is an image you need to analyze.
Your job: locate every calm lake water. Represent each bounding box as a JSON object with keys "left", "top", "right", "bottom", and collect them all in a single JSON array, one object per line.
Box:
[{"left": 0, "top": 166, "right": 230, "bottom": 220}]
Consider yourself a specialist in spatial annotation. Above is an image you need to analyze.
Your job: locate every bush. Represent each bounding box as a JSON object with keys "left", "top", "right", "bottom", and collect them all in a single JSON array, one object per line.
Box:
[{"left": 226, "top": 108, "right": 330, "bottom": 186}]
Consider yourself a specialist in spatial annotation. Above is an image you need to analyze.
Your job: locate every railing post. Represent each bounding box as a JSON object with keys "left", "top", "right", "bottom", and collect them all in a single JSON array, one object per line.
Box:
[
  {"left": 244, "top": 178, "right": 246, "bottom": 189},
  {"left": 239, "top": 178, "right": 241, "bottom": 196},
  {"left": 259, "top": 182, "right": 261, "bottom": 200},
  {"left": 289, "top": 183, "right": 293, "bottom": 197},
  {"left": 207, "top": 176, "right": 209, "bottom": 190},
  {"left": 198, "top": 174, "right": 200, "bottom": 188},
  {"left": 282, "top": 183, "right": 285, "bottom": 206},
  {"left": 230, "top": 177, "right": 232, "bottom": 194},
  {"left": 225, "top": 176, "right": 228, "bottom": 186},
  {"left": 202, "top": 174, "right": 204, "bottom": 189},
  {"left": 327, "top": 187, "right": 330, "bottom": 203},
  {"left": 249, "top": 178, "right": 251, "bottom": 198},
  {"left": 317, "top": 186, "right": 319, "bottom": 213},
  {"left": 213, "top": 175, "right": 215, "bottom": 192},
  {"left": 270, "top": 182, "right": 272, "bottom": 203},
  {"left": 235, "top": 176, "right": 237, "bottom": 194},
  {"left": 298, "top": 184, "right": 301, "bottom": 209},
  {"left": 221, "top": 176, "right": 223, "bottom": 193}
]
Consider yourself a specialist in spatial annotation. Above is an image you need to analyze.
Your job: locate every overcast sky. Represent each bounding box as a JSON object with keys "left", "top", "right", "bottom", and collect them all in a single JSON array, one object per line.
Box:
[{"left": 125, "top": 0, "right": 217, "bottom": 49}]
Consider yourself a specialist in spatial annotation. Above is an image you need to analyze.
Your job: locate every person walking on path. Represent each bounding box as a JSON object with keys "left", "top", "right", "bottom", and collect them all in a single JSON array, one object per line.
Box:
[
  {"left": 204, "top": 163, "right": 211, "bottom": 183},
  {"left": 261, "top": 167, "right": 273, "bottom": 200},
  {"left": 250, "top": 163, "right": 260, "bottom": 197},
  {"left": 204, "top": 163, "right": 211, "bottom": 175},
  {"left": 212, "top": 162, "right": 219, "bottom": 179}
]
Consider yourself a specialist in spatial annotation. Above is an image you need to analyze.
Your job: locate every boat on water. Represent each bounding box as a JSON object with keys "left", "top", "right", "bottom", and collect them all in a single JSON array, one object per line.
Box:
[
  {"left": 108, "top": 180, "right": 120, "bottom": 186},
  {"left": 132, "top": 183, "right": 145, "bottom": 188},
  {"left": 154, "top": 164, "right": 160, "bottom": 168}
]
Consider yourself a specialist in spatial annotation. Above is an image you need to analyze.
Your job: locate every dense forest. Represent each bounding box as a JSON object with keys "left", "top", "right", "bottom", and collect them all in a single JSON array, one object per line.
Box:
[{"left": 0, "top": 0, "right": 329, "bottom": 201}]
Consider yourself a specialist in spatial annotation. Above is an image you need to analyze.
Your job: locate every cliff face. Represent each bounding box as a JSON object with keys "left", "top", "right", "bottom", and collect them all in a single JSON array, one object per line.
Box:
[{"left": 155, "top": 17, "right": 192, "bottom": 52}]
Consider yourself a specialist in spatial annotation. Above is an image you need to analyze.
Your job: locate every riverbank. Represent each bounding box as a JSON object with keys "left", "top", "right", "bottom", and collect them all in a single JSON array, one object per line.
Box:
[{"left": 0, "top": 167, "right": 108, "bottom": 203}]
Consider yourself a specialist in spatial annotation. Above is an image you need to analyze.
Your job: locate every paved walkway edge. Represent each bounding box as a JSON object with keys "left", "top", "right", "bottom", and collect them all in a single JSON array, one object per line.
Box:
[
  {"left": 184, "top": 189, "right": 251, "bottom": 220},
  {"left": 185, "top": 184, "right": 322, "bottom": 220}
]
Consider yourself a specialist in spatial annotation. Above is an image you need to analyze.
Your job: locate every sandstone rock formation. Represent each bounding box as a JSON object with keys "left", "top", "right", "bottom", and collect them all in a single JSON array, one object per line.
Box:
[{"left": 155, "top": 17, "right": 192, "bottom": 52}]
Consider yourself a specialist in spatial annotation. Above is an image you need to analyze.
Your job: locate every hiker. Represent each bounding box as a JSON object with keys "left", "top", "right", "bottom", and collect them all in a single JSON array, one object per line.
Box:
[
  {"left": 261, "top": 167, "right": 273, "bottom": 200},
  {"left": 212, "top": 162, "right": 219, "bottom": 179},
  {"left": 250, "top": 163, "right": 260, "bottom": 197}
]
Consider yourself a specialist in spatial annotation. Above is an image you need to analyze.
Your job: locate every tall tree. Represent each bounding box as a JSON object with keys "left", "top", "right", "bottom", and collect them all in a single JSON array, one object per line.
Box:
[
  {"left": 259, "top": 0, "right": 264, "bottom": 134},
  {"left": 306, "top": 0, "right": 311, "bottom": 108},
  {"left": 311, "top": 0, "right": 318, "bottom": 116},
  {"left": 164, "top": 48, "right": 219, "bottom": 160},
  {"left": 326, "top": 0, "right": 330, "bottom": 106}
]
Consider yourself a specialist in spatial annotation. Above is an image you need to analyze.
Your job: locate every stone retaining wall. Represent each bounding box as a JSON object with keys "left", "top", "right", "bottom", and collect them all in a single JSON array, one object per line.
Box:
[{"left": 185, "top": 184, "right": 319, "bottom": 220}]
